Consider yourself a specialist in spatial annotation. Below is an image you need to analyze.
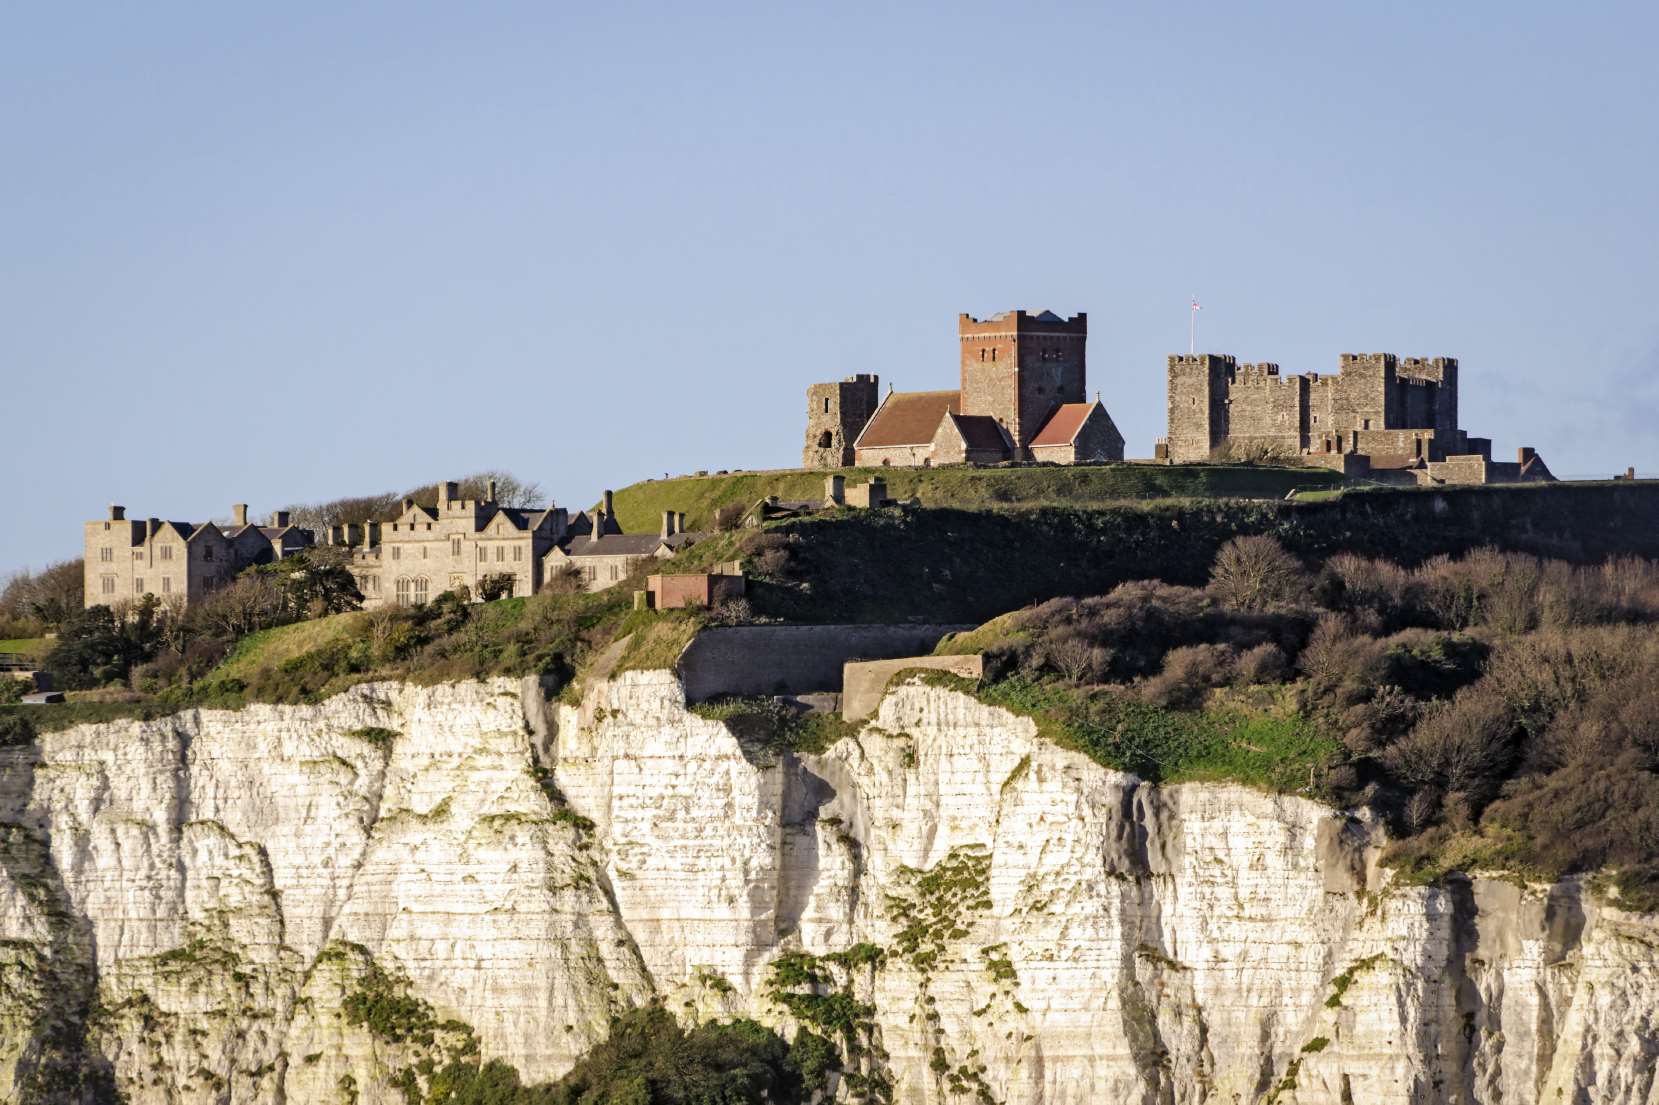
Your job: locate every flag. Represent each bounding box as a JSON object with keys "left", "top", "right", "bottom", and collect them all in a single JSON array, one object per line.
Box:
[{"left": 1190, "top": 298, "right": 1201, "bottom": 311}]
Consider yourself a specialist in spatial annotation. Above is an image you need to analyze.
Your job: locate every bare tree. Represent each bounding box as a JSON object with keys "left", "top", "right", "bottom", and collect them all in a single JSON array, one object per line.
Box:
[
  {"left": 194, "top": 576, "right": 287, "bottom": 639},
  {"left": 1209, "top": 535, "right": 1309, "bottom": 611},
  {"left": 0, "top": 559, "right": 84, "bottom": 628}
]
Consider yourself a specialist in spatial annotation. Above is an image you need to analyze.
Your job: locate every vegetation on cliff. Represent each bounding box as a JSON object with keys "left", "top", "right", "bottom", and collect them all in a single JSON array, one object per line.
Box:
[{"left": 931, "top": 536, "right": 1659, "bottom": 910}]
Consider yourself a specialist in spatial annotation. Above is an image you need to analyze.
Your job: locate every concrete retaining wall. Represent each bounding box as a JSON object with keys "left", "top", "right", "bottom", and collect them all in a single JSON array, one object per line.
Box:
[
  {"left": 842, "top": 654, "right": 984, "bottom": 721},
  {"left": 678, "top": 624, "right": 970, "bottom": 702}
]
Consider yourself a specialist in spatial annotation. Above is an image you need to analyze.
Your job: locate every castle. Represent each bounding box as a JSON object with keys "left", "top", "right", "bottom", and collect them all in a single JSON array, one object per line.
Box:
[
  {"left": 803, "top": 310, "right": 1125, "bottom": 469},
  {"left": 1160, "top": 352, "right": 1554, "bottom": 484}
]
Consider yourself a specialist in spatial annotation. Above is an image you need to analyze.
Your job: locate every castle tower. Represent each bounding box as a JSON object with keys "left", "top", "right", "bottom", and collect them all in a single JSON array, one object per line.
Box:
[
  {"left": 803, "top": 374, "right": 880, "bottom": 469},
  {"left": 1166, "top": 353, "right": 1236, "bottom": 462},
  {"left": 959, "top": 310, "right": 1087, "bottom": 451}
]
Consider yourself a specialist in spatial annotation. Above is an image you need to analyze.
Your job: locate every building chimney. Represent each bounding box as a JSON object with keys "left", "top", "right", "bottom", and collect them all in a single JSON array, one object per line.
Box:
[
  {"left": 1518, "top": 446, "right": 1536, "bottom": 465},
  {"left": 401, "top": 497, "right": 416, "bottom": 514},
  {"left": 442, "top": 481, "right": 459, "bottom": 507},
  {"left": 486, "top": 478, "right": 498, "bottom": 503},
  {"left": 590, "top": 511, "right": 606, "bottom": 543},
  {"left": 232, "top": 503, "right": 248, "bottom": 527},
  {"left": 661, "top": 510, "right": 675, "bottom": 539},
  {"left": 1628, "top": 466, "right": 1638, "bottom": 480},
  {"left": 109, "top": 504, "right": 125, "bottom": 521},
  {"left": 148, "top": 518, "right": 159, "bottom": 539},
  {"left": 270, "top": 510, "right": 291, "bottom": 528},
  {"left": 603, "top": 490, "right": 615, "bottom": 530},
  {"left": 826, "top": 474, "right": 845, "bottom": 505}
]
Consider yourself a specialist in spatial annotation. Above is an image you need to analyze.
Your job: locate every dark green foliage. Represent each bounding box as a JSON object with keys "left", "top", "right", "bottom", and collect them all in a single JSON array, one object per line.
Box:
[
  {"left": 43, "top": 601, "right": 160, "bottom": 689},
  {"left": 0, "top": 711, "right": 33, "bottom": 746},
  {"left": 477, "top": 573, "right": 517, "bottom": 602},
  {"left": 545, "top": 1005, "right": 824, "bottom": 1105},
  {"left": 689, "top": 697, "right": 861, "bottom": 763},
  {"left": 251, "top": 550, "right": 364, "bottom": 620}
]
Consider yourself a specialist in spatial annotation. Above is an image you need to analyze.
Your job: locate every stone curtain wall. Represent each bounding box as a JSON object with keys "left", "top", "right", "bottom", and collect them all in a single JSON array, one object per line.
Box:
[{"left": 678, "top": 623, "right": 971, "bottom": 701}]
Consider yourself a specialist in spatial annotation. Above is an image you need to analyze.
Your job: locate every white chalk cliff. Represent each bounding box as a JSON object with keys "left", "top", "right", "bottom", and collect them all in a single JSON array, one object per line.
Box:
[{"left": 1, "top": 671, "right": 1655, "bottom": 1104}]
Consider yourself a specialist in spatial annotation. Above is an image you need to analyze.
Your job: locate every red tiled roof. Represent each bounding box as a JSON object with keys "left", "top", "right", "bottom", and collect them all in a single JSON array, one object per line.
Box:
[
  {"left": 856, "top": 390, "right": 961, "bottom": 448},
  {"left": 1028, "top": 403, "right": 1096, "bottom": 447},
  {"left": 946, "top": 413, "right": 1010, "bottom": 454}
]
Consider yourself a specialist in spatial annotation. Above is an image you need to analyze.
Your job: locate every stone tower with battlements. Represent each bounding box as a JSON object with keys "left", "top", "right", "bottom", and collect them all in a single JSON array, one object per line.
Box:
[
  {"left": 1165, "top": 352, "right": 1466, "bottom": 464},
  {"left": 959, "top": 310, "right": 1087, "bottom": 450},
  {"left": 803, "top": 374, "right": 880, "bottom": 469}
]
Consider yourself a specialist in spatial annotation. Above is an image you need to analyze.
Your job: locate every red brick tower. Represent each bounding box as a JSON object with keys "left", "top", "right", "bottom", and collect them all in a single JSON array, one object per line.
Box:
[{"left": 958, "top": 310, "right": 1087, "bottom": 451}]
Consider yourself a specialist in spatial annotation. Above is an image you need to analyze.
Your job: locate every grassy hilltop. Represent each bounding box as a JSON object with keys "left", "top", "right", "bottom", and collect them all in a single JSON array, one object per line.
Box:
[{"left": 602, "top": 463, "right": 1341, "bottom": 533}]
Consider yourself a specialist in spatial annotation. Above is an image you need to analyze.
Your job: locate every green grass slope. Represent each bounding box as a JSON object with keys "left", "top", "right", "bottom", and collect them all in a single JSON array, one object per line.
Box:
[{"left": 604, "top": 463, "right": 1340, "bottom": 533}]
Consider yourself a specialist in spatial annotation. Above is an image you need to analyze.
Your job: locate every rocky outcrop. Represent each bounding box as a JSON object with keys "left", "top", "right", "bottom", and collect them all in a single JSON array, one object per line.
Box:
[{"left": 1, "top": 672, "right": 1656, "bottom": 1104}]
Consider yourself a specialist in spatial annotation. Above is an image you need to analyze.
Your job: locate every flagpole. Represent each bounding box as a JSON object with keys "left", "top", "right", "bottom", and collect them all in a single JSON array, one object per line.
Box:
[{"left": 1188, "top": 297, "right": 1196, "bottom": 355}]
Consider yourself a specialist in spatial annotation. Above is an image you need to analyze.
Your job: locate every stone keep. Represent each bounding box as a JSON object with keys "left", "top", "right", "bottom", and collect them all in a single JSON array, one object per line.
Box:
[{"left": 803, "top": 374, "right": 880, "bottom": 469}]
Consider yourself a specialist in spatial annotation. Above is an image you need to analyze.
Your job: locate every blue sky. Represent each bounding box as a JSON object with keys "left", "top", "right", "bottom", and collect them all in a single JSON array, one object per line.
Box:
[{"left": 4, "top": 1, "right": 1656, "bottom": 572}]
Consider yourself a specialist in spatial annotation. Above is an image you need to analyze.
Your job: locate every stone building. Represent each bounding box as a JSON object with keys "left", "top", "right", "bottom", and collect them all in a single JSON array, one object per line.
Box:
[
  {"left": 544, "top": 505, "right": 706, "bottom": 592},
  {"left": 1161, "top": 352, "right": 1553, "bottom": 485},
  {"left": 801, "top": 310, "right": 1125, "bottom": 469},
  {"left": 339, "top": 479, "right": 581, "bottom": 608},
  {"left": 83, "top": 504, "right": 312, "bottom": 608}
]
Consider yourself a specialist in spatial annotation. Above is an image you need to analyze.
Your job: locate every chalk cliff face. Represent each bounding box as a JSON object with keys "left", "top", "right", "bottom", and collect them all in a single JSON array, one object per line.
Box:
[{"left": 1, "top": 672, "right": 1656, "bottom": 1104}]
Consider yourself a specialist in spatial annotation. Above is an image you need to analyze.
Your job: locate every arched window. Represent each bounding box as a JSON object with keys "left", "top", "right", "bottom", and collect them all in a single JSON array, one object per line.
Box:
[
  {"left": 817, "top": 430, "right": 833, "bottom": 449},
  {"left": 413, "top": 577, "right": 429, "bottom": 605},
  {"left": 395, "top": 578, "right": 411, "bottom": 606}
]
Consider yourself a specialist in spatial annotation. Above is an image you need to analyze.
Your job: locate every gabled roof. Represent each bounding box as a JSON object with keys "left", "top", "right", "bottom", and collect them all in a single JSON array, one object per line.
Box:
[
  {"left": 558, "top": 534, "right": 671, "bottom": 558},
  {"left": 942, "top": 413, "right": 1011, "bottom": 454},
  {"left": 855, "top": 390, "right": 961, "bottom": 449},
  {"left": 1029, "top": 401, "right": 1119, "bottom": 448}
]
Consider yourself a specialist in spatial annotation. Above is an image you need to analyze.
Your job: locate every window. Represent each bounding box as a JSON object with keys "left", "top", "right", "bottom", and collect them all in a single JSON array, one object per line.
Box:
[
  {"left": 979, "top": 349, "right": 986, "bottom": 362},
  {"left": 585, "top": 566, "right": 596, "bottom": 581},
  {"left": 513, "top": 545, "right": 523, "bottom": 562},
  {"left": 162, "top": 577, "right": 171, "bottom": 594},
  {"left": 991, "top": 348, "right": 997, "bottom": 362},
  {"left": 159, "top": 545, "right": 173, "bottom": 561},
  {"left": 395, "top": 578, "right": 410, "bottom": 605},
  {"left": 134, "top": 550, "right": 142, "bottom": 559},
  {"left": 496, "top": 546, "right": 505, "bottom": 562},
  {"left": 451, "top": 537, "right": 462, "bottom": 557},
  {"left": 203, "top": 545, "right": 214, "bottom": 561},
  {"left": 100, "top": 547, "right": 112, "bottom": 562},
  {"left": 101, "top": 576, "right": 115, "bottom": 595},
  {"left": 823, "top": 397, "right": 831, "bottom": 413},
  {"left": 413, "top": 577, "right": 429, "bottom": 604},
  {"left": 421, "top": 546, "right": 428, "bottom": 559},
  {"left": 478, "top": 546, "right": 485, "bottom": 562},
  {"left": 610, "top": 564, "right": 619, "bottom": 581},
  {"left": 392, "top": 546, "right": 401, "bottom": 561},
  {"left": 135, "top": 577, "right": 144, "bottom": 593}
]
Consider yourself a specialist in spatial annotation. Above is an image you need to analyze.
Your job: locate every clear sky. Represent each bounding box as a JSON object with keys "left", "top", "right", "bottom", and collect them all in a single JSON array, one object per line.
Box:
[{"left": 4, "top": 1, "right": 1656, "bottom": 573}]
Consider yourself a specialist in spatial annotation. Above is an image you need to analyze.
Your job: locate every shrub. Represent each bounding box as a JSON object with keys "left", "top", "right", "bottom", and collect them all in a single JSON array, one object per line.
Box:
[
  {"left": 477, "top": 574, "right": 516, "bottom": 602},
  {"left": 0, "top": 711, "right": 33, "bottom": 746},
  {"left": 1234, "top": 642, "right": 1290, "bottom": 685},
  {"left": 1209, "top": 535, "right": 1309, "bottom": 611},
  {"left": 1140, "top": 644, "right": 1237, "bottom": 708},
  {"left": 714, "top": 502, "right": 748, "bottom": 531}
]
